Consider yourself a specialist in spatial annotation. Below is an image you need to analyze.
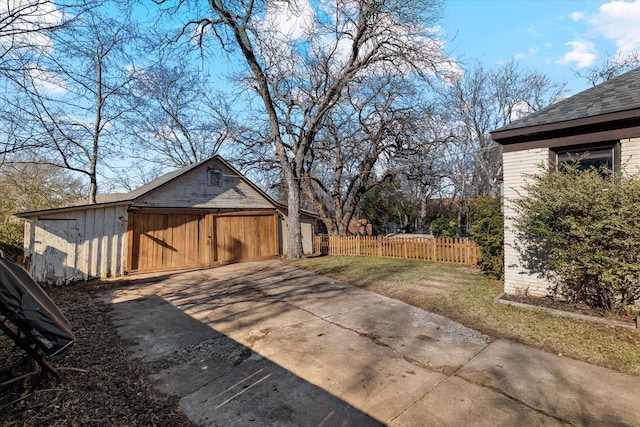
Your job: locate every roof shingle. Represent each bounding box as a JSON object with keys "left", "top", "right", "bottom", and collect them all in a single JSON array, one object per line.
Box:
[{"left": 494, "top": 67, "right": 640, "bottom": 133}]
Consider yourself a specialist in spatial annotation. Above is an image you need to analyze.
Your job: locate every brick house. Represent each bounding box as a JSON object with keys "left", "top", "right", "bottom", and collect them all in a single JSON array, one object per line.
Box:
[{"left": 491, "top": 67, "right": 640, "bottom": 296}]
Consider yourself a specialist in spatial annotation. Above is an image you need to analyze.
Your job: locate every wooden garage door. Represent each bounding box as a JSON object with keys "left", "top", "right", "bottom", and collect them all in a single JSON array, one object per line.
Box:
[
  {"left": 128, "top": 210, "right": 278, "bottom": 272},
  {"left": 214, "top": 211, "right": 278, "bottom": 264},
  {"left": 128, "top": 212, "right": 208, "bottom": 272}
]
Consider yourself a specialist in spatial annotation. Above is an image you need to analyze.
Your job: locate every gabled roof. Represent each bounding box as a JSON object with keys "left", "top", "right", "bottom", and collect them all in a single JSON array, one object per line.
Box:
[
  {"left": 14, "top": 156, "right": 280, "bottom": 218},
  {"left": 491, "top": 67, "right": 640, "bottom": 143}
]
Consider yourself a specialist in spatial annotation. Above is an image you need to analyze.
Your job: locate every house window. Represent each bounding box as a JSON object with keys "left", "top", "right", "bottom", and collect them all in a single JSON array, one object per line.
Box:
[
  {"left": 553, "top": 143, "right": 619, "bottom": 175},
  {"left": 207, "top": 168, "right": 222, "bottom": 186}
]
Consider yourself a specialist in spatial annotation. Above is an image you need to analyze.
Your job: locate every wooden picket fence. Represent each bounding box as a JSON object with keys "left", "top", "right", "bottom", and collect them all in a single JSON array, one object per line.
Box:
[{"left": 314, "top": 235, "right": 482, "bottom": 267}]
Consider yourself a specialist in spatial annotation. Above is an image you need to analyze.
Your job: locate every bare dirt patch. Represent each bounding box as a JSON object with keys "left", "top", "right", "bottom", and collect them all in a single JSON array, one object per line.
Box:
[{"left": 0, "top": 284, "right": 195, "bottom": 426}]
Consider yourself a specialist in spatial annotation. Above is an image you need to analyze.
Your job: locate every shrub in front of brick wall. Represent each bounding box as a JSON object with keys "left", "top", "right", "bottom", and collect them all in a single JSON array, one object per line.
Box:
[{"left": 513, "top": 164, "right": 640, "bottom": 313}]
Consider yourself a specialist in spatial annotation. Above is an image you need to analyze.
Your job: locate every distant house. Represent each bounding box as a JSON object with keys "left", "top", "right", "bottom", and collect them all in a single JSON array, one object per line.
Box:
[
  {"left": 423, "top": 197, "right": 461, "bottom": 221},
  {"left": 15, "top": 156, "right": 318, "bottom": 284},
  {"left": 491, "top": 67, "right": 640, "bottom": 296},
  {"left": 348, "top": 219, "right": 373, "bottom": 236}
]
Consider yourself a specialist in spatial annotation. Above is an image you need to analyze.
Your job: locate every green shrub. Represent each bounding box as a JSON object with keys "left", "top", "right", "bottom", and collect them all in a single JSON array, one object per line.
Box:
[
  {"left": 430, "top": 217, "right": 458, "bottom": 237},
  {"left": 470, "top": 196, "right": 504, "bottom": 279},
  {"left": 513, "top": 164, "right": 640, "bottom": 313}
]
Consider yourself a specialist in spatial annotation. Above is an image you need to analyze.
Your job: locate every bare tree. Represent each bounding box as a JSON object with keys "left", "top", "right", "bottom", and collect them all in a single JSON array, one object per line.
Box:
[
  {"left": 300, "top": 77, "right": 437, "bottom": 235},
  {"left": 0, "top": 1, "right": 90, "bottom": 167},
  {"left": 6, "top": 10, "right": 141, "bottom": 203},
  {"left": 395, "top": 114, "right": 452, "bottom": 230},
  {"left": 125, "top": 62, "right": 238, "bottom": 168},
  {"left": 437, "top": 59, "right": 565, "bottom": 232},
  {"left": 152, "top": 0, "right": 453, "bottom": 258},
  {"left": 0, "top": 0, "right": 80, "bottom": 80},
  {"left": 576, "top": 51, "right": 640, "bottom": 86},
  {"left": 443, "top": 59, "right": 566, "bottom": 196}
]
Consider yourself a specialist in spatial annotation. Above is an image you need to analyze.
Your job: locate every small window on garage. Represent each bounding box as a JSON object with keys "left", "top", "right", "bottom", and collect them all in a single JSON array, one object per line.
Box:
[
  {"left": 208, "top": 168, "right": 222, "bottom": 186},
  {"left": 552, "top": 143, "right": 619, "bottom": 175}
]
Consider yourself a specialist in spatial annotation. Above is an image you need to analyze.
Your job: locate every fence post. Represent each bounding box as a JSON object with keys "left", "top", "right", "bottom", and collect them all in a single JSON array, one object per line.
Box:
[
  {"left": 465, "top": 239, "right": 470, "bottom": 266},
  {"left": 432, "top": 238, "right": 436, "bottom": 262}
]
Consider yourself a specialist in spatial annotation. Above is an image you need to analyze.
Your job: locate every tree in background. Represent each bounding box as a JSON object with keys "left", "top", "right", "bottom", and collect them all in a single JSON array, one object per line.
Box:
[
  {"left": 0, "top": 0, "right": 80, "bottom": 82},
  {"left": 152, "top": 0, "right": 454, "bottom": 258},
  {"left": 513, "top": 164, "right": 640, "bottom": 313},
  {"left": 5, "top": 10, "right": 141, "bottom": 203},
  {"left": 429, "top": 217, "right": 458, "bottom": 237},
  {"left": 358, "top": 178, "right": 416, "bottom": 235},
  {"left": 440, "top": 60, "right": 566, "bottom": 231},
  {"left": 125, "top": 62, "right": 238, "bottom": 169},
  {"left": 390, "top": 107, "right": 452, "bottom": 231},
  {"left": 301, "top": 77, "right": 435, "bottom": 235},
  {"left": 0, "top": 1, "right": 87, "bottom": 166},
  {"left": 576, "top": 51, "right": 640, "bottom": 86},
  {"left": 0, "top": 161, "right": 85, "bottom": 255}
]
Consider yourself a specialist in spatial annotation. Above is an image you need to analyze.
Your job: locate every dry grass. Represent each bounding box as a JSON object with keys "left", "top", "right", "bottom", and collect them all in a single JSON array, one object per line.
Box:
[{"left": 292, "top": 256, "right": 640, "bottom": 376}]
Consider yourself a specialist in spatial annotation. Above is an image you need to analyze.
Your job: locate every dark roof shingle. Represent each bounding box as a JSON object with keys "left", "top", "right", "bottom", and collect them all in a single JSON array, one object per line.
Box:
[{"left": 494, "top": 67, "right": 640, "bottom": 133}]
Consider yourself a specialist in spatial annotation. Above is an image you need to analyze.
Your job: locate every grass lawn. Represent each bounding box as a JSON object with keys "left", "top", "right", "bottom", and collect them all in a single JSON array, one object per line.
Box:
[{"left": 291, "top": 256, "right": 640, "bottom": 376}]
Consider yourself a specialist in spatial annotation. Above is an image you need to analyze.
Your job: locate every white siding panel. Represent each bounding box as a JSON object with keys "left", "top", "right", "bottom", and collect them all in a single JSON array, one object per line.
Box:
[
  {"left": 279, "top": 213, "right": 315, "bottom": 256},
  {"left": 503, "top": 148, "right": 550, "bottom": 296},
  {"left": 89, "top": 208, "right": 101, "bottom": 278},
  {"left": 621, "top": 137, "right": 640, "bottom": 174},
  {"left": 137, "top": 160, "right": 274, "bottom": 209},
  {"left": 101, "top": 207, "right": 115, "bottom": 277},
  {"left": 25, "top": 211, "right": 81, "bottom": 285},
  {"left": 25, "top": 206, "right": 127, "bottom": 284},
  {"left": 114, "top": 206, "right": 127, "bottom": 277}
]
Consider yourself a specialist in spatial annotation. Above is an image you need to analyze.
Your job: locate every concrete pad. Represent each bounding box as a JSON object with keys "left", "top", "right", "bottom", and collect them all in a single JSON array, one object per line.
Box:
[
  {"left": 102, "top": 261, "right": 640, "bottom": 426},
  {"left": 110, "top": 295, "right": 225, "bottom": 363},
  {"left": 248, "top": 265, "right": 357, "bottom": 296},
  {"left": 285, "top": 286, "right": 403, "bottom": 318},
  {"left": 182, "top": 298, "right": 319, "bottom": 346},
  {"left": 109, "top": 287, "right": 381, "bottom": 426},
  {"left": 458, "top": 340, "right": 640, "bottom": 426},
  {"left": 180, "top": 354, "right": 382, "bottom": 427},
  {"left": 328, "top": 301, "right": 489, "bottom": 373},
  {"left": 251, "top": 318, "right": 447, "bottom": 423},
  {"left": 390, "top": 376, "right": 566, "bottom": 426}
]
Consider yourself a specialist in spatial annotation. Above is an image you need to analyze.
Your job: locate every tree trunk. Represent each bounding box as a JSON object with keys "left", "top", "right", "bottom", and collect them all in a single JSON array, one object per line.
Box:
[
  {"left": 337, "top": 221, "right": 348, "bottom": 236},
  {"left": 283, "top": 166, "right": 304, "bottom": 259}
]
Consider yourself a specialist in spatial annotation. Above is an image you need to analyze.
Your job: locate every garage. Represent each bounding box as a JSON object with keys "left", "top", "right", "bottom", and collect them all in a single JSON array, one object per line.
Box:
[
  {"left": 127, "top": 210, "right": 278, "bottom": 273},
  {"left": 17, "top": 156, "right": 315, "bottom": 284}
]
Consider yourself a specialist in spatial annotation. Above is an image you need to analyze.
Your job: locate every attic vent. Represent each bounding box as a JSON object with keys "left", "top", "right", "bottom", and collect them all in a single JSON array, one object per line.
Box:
[{"left": 207, "top": 168, "right": 222, "bottom": 186}]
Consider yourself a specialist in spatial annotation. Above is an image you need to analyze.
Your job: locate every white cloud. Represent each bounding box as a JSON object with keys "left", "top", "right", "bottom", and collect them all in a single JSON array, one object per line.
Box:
[
  {"left": 263, "top": 0, "right": 314, "bottom": 40},
  {"left": 514, "top": 46, "right": 539, "bottom": 60},
  {"left": 590, "top": 0, "right": 640, "bottom": 54},
  {"left": 0, "top": 1, "right": 63, "bottom": 52},
  {"left": 556, "top": 40, "right": 597, "bottom": 68},
  {"left": 29, "top": 68, "right": 67, "bottom": 95},
  {"left": 570, "top": 11, "right": 585, "bottom": 21}
]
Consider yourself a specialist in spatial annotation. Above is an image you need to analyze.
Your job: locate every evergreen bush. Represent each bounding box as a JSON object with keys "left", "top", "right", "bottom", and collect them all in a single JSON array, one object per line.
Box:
[
  {"left": 470, "top": 196, "right": 504, "bottom": 279},
  {"left": 513, "top": 164, "right": 640, "bottom": 313}
]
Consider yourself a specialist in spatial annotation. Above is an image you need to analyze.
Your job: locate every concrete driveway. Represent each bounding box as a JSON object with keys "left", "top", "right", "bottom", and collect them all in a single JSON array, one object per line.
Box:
[{"left": 100, "top": 260, "right": 640, "bottom": 426}]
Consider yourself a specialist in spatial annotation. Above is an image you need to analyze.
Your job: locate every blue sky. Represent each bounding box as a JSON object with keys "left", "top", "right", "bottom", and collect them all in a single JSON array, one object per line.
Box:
[
  {"left": 441, "top": 0, "right": 640, "bottom": 94},
  {"left": 123, "top": 1, "right": 640, "bottom": 97}
]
